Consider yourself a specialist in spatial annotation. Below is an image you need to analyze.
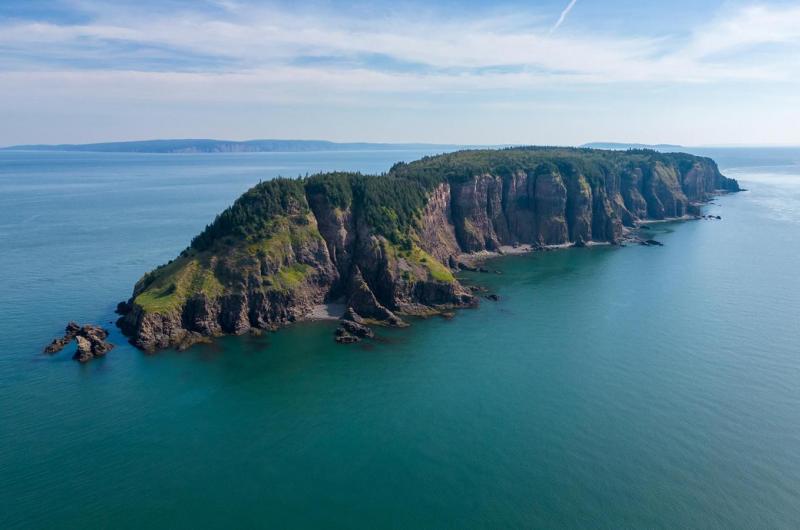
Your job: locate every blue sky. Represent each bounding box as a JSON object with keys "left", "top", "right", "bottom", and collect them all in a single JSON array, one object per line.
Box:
[{"left": 1, "top": 0, "right": 798, "bottom": 146}]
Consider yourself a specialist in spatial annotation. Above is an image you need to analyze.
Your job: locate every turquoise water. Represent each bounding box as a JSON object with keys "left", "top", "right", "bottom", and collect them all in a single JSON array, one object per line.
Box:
[{"left": 1, "top": 148, "right": 799, "bottom": 528}]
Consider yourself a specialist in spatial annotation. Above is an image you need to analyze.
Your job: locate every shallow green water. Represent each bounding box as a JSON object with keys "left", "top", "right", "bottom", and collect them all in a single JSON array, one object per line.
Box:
[{"left": 1, "top": 149, "right": 799, "bottom": 528}]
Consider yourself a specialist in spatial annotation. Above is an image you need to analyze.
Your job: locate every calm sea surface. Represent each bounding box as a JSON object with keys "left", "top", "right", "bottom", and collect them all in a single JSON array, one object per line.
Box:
[{"left": 1, "top": 148, "right": 799, "bottom": 528}]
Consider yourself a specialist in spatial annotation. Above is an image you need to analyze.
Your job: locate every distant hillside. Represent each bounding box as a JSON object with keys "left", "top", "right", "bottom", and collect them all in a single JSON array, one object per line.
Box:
[
  {"left": 1, "top": 139, "right": 471, "bottom": 153},
  {"left": 582, "top": 142, "right": 683, "bottom": 151}
]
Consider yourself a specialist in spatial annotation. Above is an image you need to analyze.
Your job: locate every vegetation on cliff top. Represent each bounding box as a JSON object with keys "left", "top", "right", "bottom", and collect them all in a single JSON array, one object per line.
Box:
[
  {"left": 188, "top": 147, "right": 727, "bottom": 256},
  {"left": 190, "top": 178, "right": 309, "bottom": 251}
]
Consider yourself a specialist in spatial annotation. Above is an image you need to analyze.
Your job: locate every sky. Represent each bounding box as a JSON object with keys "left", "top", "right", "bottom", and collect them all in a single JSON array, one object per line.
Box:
[{"left": 1, "top": 0, "right": 799, "bottom": 146}]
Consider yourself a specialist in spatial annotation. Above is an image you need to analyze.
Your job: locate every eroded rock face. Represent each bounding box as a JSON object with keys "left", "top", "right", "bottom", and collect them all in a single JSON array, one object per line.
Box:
[
  {"left": 534, "top": 164, "right": 570, "bottom": 245},
  {"left": 44, "top": 323, "right": 115, "bottom": 363},
  {"left": 450, "top": 174, "right": 502, "bottom": 252},
  {"left": 418, "top": 183, "right": 461, "bottom": 263},
  {"left": 347, "top": 267, "right": 406, "bottom": 326}
]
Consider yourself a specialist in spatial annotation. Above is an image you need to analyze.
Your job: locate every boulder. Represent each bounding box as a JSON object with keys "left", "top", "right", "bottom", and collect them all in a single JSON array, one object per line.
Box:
[{"left": 340, "top": 319, "right": 374, "bottom": 338}]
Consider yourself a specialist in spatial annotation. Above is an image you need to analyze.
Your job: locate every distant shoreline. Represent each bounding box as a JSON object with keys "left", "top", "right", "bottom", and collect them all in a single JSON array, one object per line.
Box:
[{"left": 0, "top": 139, "right": 492, "bottom": 154}]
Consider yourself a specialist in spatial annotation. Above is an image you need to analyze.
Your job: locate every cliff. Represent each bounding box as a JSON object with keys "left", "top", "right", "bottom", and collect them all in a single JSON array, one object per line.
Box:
[{"left": 117, "top": 147, "right": 740, "bottom": 351}]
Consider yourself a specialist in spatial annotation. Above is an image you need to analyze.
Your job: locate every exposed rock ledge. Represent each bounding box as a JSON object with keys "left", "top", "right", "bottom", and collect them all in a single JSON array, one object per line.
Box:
[{"left": 110, "top": 147, "right": 739, "bottom": 352}]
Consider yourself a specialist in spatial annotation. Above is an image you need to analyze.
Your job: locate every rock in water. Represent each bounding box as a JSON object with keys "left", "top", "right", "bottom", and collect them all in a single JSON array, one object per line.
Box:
[
  {"left": 339, "top": 319, "right": 374, "bottom": 338},
  {"left": 43, "top": 321, "right": 81, "bottom": 354},
  {"left": 43, "top": 322, "right": 115, "bottom": 363},
  {"left": 44, "top": 336, "right": 72, "bottom": 354},
  {"left": 641, "top": 239, "right": 664, "bottom": 247}
]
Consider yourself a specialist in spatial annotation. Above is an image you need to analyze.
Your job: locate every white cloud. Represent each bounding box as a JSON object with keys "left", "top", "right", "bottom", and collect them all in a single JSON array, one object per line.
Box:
[
  {"left": 0, "top": 2, "right": 797, "bottom": 86},
  {"left": 687, "top": 4, "right": 800, "bottom": 58},
  {"left": 0, "top": 1, "right": 798, "bottom": 143}
]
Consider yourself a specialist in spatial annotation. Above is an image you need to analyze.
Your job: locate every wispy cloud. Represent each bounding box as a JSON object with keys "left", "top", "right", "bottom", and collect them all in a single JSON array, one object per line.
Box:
[
  {"left": 551, "top": 0, "right": 579, "bottom": 34},
  {"left": 4, "top": 3, "right": 798, "bottom": 81},
  {"left": 0, "top": 2, "right": 798, "bottom": 112}
]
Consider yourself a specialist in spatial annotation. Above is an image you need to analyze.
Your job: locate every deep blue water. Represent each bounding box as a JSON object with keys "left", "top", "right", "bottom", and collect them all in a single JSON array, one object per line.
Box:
[{"left": 1, "top": 148, "right": 799, "bottom": 528}]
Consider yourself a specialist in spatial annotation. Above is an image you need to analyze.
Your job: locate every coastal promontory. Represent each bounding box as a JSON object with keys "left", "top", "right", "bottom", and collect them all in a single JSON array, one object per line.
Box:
[{"left": 116, "top": 147, "right": 740, "bottom": 351}]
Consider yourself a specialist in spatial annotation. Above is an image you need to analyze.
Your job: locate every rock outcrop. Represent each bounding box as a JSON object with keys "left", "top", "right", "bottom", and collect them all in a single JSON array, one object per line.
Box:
[
  {"left": 44, "top": 322, "right": 115, "bottom": 362},
  {"left": 335, "top": 311, "right": 376, "bottom": 344},
  {"left": 117, "top": 147, "right": 739, "bottom": 352}
]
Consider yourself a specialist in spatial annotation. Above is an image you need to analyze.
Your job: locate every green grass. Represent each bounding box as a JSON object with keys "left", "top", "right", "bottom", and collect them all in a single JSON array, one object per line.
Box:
[
  {"left": 268, "top": 263, "right": 311, "bottom": 292},
  {"left": 134, "top": 258, "right": 223, "bottom": 313},
  {"left": 409, "top": 246, "right": 455, "bottom": 283},
  {"left": 384, "top": 239, "right": 455, "bottom": 283}
]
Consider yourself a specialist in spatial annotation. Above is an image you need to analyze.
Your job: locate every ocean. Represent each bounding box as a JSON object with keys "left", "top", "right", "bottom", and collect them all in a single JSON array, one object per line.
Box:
[{"left": 1, "top": 147, "right": 799, "bottom": 528}]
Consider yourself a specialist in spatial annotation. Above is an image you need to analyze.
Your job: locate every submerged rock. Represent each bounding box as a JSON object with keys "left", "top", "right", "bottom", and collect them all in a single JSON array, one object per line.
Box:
[
  {"left": 44, "top": 336, "right": 73, "bottom": 354},
  {"left": 176, "top": 332, "right": 213, "bottom": 352},
  {"left": 335, "top": 331, "right": 360, "bottom": 344},
  {"left": 641, "top": 239, "right": 664, "bottom": 247}
]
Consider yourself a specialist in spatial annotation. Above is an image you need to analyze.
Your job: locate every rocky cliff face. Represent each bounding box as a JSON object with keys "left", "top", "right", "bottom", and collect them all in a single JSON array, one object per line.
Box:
[{"left": 118, "top": 148, "right": 739, "bottom": 351}]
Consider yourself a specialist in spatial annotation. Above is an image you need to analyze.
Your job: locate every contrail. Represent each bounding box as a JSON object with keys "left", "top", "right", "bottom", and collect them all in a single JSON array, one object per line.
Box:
[{"left": 551, "top": 0, "right": 579, "bottom": 33}]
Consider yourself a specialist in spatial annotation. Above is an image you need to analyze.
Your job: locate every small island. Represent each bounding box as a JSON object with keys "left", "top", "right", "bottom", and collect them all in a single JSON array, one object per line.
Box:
[{"left": 115, "top": 147, "right": 740, "bottom": 352}]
